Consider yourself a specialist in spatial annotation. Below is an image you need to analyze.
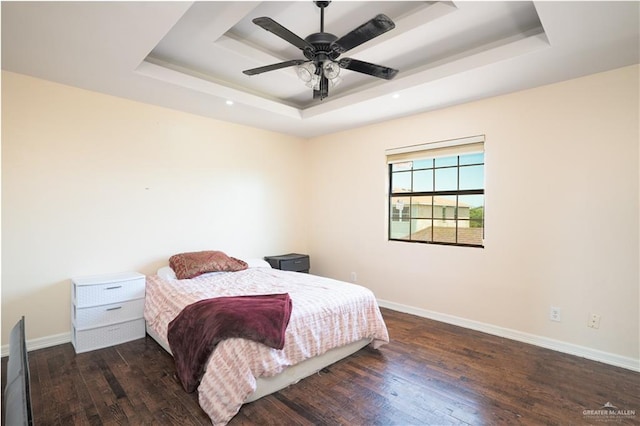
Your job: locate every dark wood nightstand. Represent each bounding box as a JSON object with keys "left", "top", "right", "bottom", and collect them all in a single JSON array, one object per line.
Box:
[{"left": 264, "top": 253, "right": 310, "bottom": 273}]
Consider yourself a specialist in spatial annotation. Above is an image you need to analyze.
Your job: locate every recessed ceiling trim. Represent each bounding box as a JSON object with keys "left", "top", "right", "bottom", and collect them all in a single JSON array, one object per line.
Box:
[
  {"left": 135, "top": 60, "right": 302, "bottom": 119},
  {"left": 341, "top": 1, "right": 458, "bottom": 58},
  {"left": 403, "top": 27, "right": 550, "bottom": 81},
  {"left": 137, "top": 27, "right": 550, "bottom": 123},
  {"left": 193, "top": 1, "right": 261, "bottom": 43},
  {"left": 217, "top": 33, "right": 290, "bottom": 66},
  {"left": 301, "top": 28, "right": 550, "bottom": 119},
  {"left": 215, "top": 34, "right": 302, "bottom": 84}
]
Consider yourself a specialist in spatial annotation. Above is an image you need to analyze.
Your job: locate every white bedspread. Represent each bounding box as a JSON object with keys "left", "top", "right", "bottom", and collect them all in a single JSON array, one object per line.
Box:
[{"left": 144, "top": 267, "right": 389, "bottom": 425}]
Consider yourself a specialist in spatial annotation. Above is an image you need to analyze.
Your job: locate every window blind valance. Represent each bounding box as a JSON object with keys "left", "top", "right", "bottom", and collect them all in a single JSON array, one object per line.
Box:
[{"left": 386, "top": 135, "right": 484, "bottom": 163}]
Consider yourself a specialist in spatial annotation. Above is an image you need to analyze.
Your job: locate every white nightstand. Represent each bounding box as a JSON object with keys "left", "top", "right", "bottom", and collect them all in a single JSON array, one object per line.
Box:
[{"left": 71, "top": 271, "right": 146, "bottom": 353}]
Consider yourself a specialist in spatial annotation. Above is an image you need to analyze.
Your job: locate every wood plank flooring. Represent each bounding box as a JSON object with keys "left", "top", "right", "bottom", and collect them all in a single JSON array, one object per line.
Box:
[{"left": 2, "top": 308, "right": 639, "bottom": 425}]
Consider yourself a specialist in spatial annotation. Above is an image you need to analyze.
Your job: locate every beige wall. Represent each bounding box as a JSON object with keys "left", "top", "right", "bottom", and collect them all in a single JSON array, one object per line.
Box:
[
  {"left": 307, "top": 65, "right": 639, "bottom": 362},
  {"left": 1, "top": 71, "right": 308, "bottom": 344},
  {"left": 2, "top": 65, "right": 638, "bottom": 366}
]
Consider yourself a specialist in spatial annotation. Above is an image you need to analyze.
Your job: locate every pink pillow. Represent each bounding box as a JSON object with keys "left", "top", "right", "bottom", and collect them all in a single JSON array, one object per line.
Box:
[{"left": 169, "top": 251, "right": 248, "bottom": 279}]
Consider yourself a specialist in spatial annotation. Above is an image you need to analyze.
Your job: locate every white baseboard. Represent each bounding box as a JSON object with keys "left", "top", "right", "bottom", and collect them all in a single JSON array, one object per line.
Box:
[
  {"left": 377, "top": 299, "right": 640, "bottom": 373},
  {"left": 1, "top": 332, "right": 71, "bottom": 357},
  {"left": 3, "top": 304, "right": 638, "bottom": 373}
]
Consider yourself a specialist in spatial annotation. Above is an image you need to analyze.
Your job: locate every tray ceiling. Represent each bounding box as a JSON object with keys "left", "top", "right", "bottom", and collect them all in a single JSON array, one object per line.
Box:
[{"left": 2, "top": 1, "right": 638, "bottom": 138}]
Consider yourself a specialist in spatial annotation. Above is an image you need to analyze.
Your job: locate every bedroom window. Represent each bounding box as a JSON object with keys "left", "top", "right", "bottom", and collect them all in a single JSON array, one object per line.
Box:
[{"left": 386, "top": 135, "right": 485, "bottom": 248}]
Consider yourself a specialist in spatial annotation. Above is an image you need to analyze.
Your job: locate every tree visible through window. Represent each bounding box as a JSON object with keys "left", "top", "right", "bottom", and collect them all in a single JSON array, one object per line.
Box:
[{"left": 387, "top": 140, "right": 484, "bottom": 247}]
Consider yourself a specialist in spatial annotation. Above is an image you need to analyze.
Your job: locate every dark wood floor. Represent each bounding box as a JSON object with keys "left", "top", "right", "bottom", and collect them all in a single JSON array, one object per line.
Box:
[{"left": 2, "top": 308, "right": 639, "bottom": 425}]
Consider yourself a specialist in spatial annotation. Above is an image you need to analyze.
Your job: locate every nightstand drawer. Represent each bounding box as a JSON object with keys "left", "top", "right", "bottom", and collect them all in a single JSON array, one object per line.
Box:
[
  {"left": 73, "top": 276, "right": 145, "bottom": 307},
  {"left": 72, "top": 318, "right": 145, "bottom": 353},
  {"left": 73, "top": 298, "right": 144, "bottom": 330},
  {"left": 280, "top": 257, "right": 310, "bottom": 272}
]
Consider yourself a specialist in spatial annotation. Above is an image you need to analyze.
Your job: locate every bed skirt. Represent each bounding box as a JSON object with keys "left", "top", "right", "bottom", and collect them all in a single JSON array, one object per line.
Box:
[{"left": 145, "top": 324, "right": 371, "bottom": 403}]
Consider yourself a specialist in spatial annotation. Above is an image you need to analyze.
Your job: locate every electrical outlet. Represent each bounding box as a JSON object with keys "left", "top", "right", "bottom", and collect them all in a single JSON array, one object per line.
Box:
[
  {"left": 350, "top": 272, "right": 358, "bottom": 283},
  {"left": 588, "top": 313, "right": 601, "bottom": 329},
  {"left": 550, "top": 307, "right": 561, "bottom": 322}
]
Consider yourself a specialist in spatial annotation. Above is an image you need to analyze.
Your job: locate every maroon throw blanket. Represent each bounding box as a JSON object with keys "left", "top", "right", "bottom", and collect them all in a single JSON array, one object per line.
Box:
[{"left": 167, "top": 293, "right": 292, "bottom": 393}]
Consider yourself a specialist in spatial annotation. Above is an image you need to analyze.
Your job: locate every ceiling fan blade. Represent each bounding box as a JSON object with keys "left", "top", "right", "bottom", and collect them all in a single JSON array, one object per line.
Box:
[
  {"left": 339, "top": 58, "right": 398, "bottom": 80},
  {"left": 253, "top": 17, "right": 315, "bottom": 53},
  {"left": 243, "top": 59, "right": 307, "bottom": 76},
  {"left": 331, "top": 14, "right": 395, "bottom": 54}
]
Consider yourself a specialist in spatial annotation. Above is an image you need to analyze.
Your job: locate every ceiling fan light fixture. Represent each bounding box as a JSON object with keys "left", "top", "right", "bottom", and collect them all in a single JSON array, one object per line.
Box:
[
  {"left": 296, "top": 62, "right": 316, "bottom": 82},
  {"left": 323, "top": 60, "right": 341, "bottom": 79},
  {"left": 304, "top": 73, "right": 321, "bottom": 90}
]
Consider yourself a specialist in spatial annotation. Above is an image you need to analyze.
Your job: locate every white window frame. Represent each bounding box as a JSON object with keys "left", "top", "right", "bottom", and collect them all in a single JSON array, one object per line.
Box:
[{"left": 386, "top": 135, "right": 485, "bottom": 247}]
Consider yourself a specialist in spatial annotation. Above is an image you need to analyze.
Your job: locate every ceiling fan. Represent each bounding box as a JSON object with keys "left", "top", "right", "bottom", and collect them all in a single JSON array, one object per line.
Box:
[{"left": 242, "top": 1, "right": 399, "bottom": 100}]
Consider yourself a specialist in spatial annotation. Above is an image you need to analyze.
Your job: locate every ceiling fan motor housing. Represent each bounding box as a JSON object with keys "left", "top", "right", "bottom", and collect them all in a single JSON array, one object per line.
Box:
[{"left": 304, "top": 32, "right": 340, "bottom": 61}]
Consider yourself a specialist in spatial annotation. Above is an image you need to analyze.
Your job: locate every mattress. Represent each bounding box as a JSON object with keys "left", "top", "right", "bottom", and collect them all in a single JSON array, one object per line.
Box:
[{"left": 144, "top": 267, "right": 389, "bottom": 425}]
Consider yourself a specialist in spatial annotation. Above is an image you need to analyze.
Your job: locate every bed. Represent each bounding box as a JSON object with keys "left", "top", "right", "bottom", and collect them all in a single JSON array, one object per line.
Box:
[{"left": 144, "top": 253, "right": 389, "bottom": 425}]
